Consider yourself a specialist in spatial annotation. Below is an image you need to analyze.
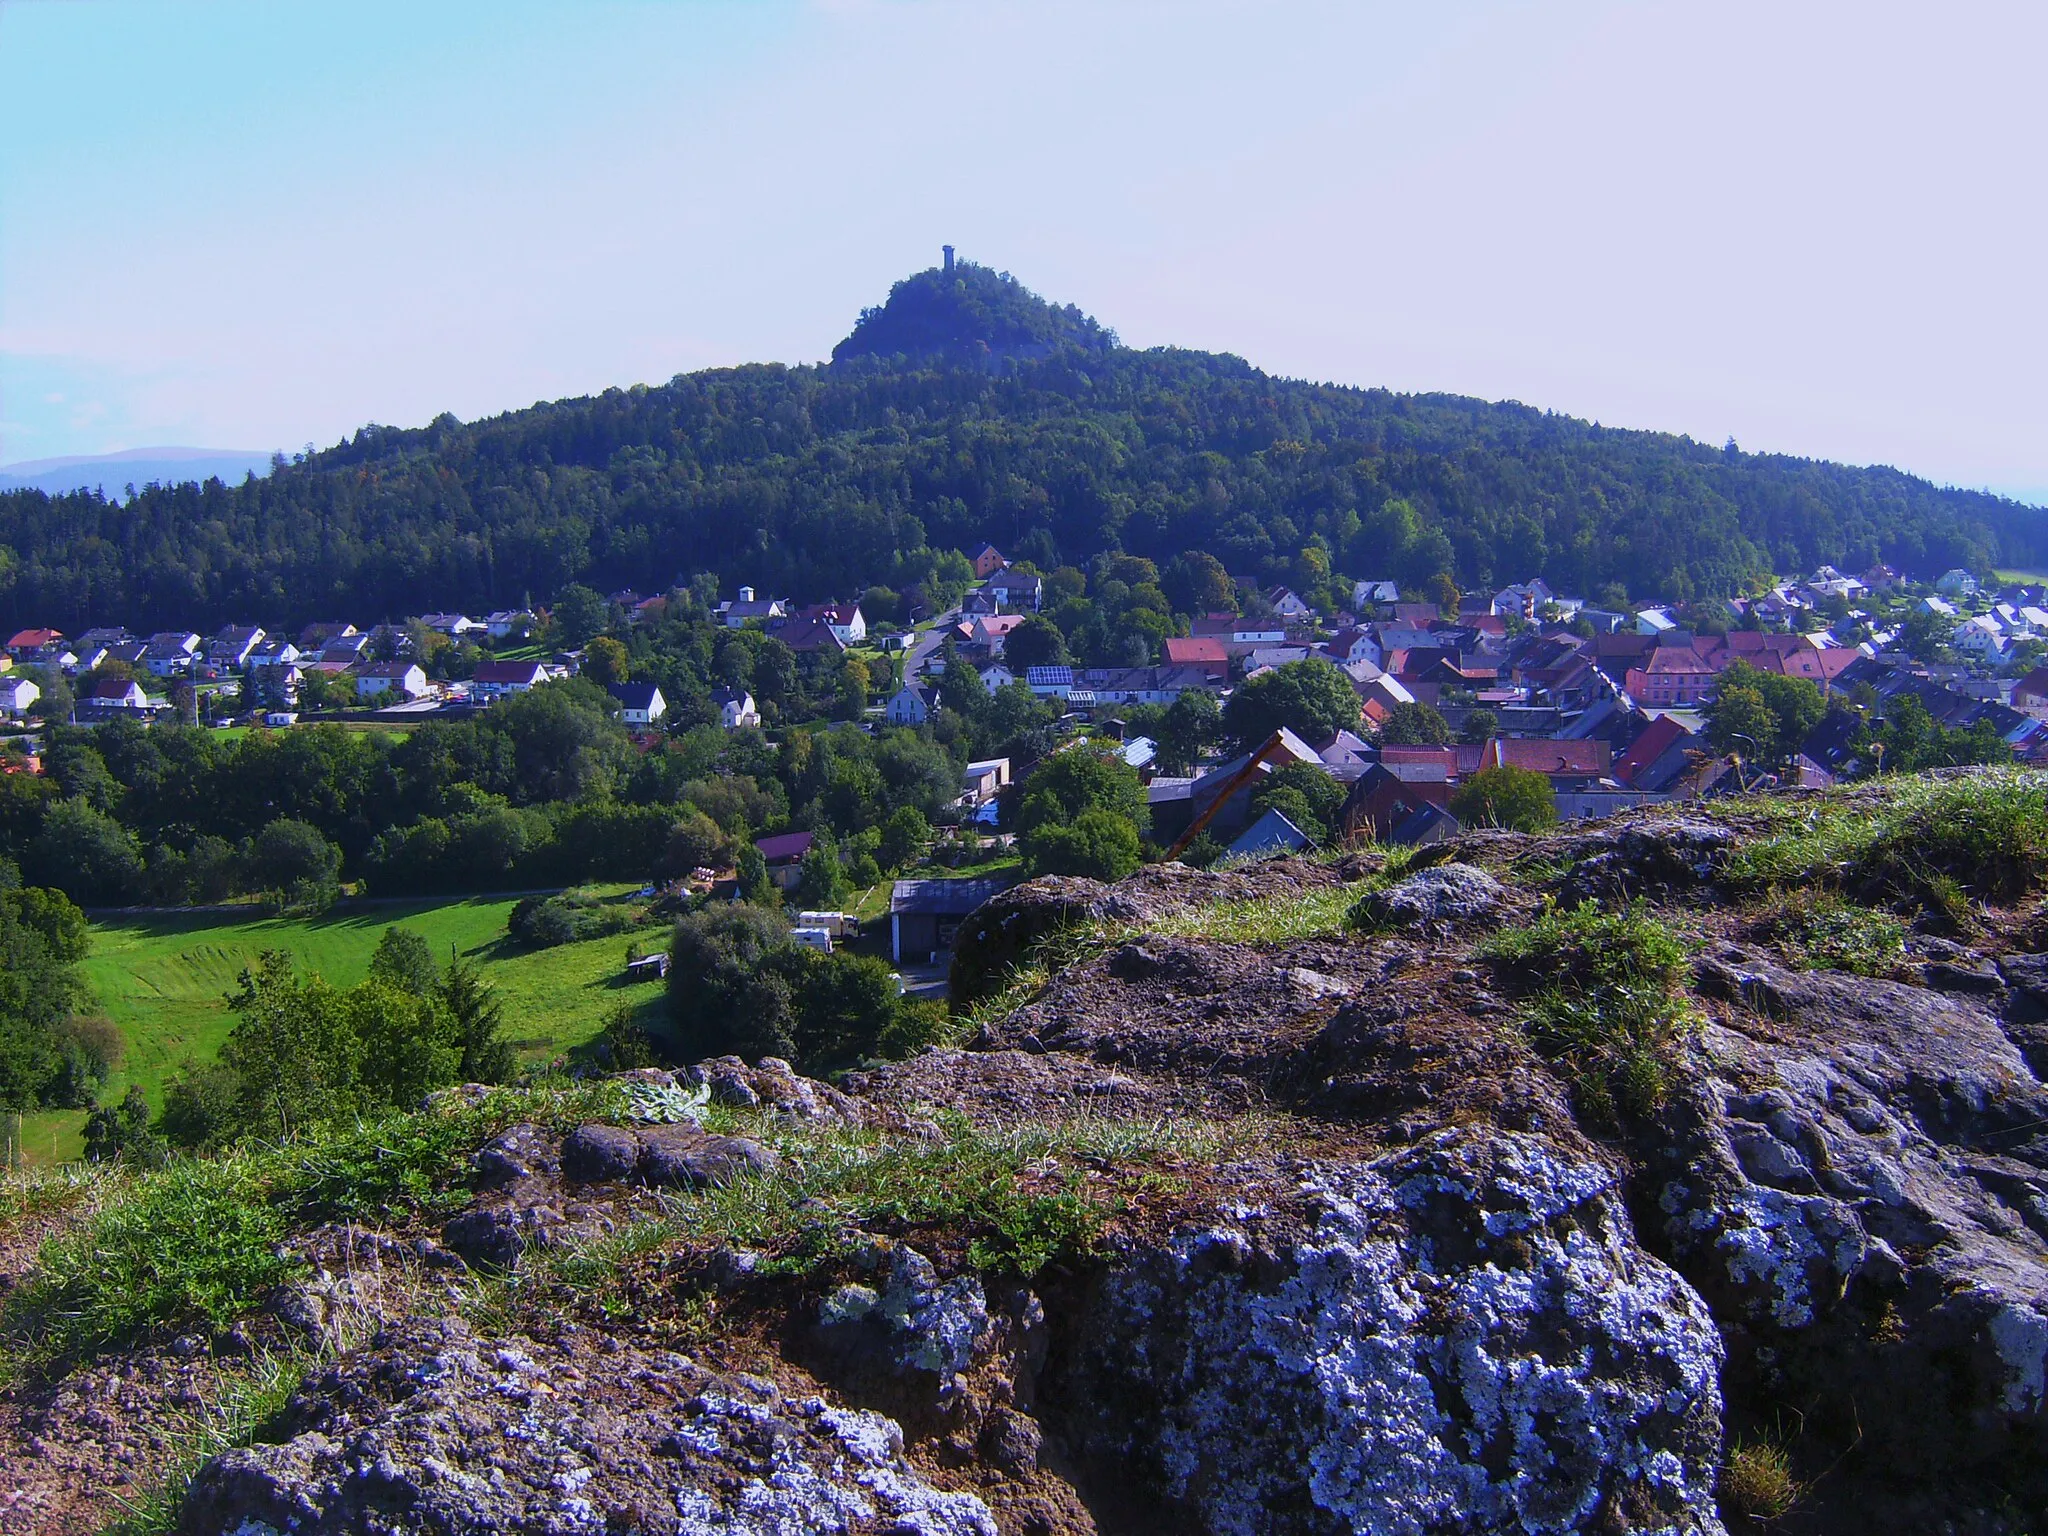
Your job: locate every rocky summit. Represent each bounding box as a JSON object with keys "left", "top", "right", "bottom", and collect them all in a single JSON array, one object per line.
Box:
[{"left": 5, "top": 772, "right": 2048, "bottom": 1534}]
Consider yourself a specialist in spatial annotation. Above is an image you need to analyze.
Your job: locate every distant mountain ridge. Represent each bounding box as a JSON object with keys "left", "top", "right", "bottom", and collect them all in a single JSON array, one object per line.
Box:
[
  {"left": 0, "top": 447, "right": 275, "bottom": 500},
  {"left": 0, "top": 258, "right": 2043, "bottom": 632}
]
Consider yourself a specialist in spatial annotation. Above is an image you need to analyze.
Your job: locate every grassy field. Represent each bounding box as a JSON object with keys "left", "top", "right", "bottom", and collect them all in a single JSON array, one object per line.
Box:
[{"left": 19, "top": 888, "right": 665, "bottom": 1165}]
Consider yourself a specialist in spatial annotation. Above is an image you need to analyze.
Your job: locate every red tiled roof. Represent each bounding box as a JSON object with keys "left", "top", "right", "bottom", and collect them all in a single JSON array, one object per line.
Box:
[
  {"left": 1613, "top": 716, "right": 1690, "bottom": 786},
  {"left": 1637, "top": 647, "right": 1713, "bottom": 676},
  {"left": 6, "top": 629, "right": 60, "bottom": 650},
  {"left": 1165, "top": 637, "right": 1229, "bottom": 664}
]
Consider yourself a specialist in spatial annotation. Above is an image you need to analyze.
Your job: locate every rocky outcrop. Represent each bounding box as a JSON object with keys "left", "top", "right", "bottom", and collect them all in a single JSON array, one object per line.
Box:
[
  {"left": 177, "top": 1319, "right": 999, "bottom": 1536},
  {"left": 1656, "top": 953, "right": 2048, "bottom": 1504},
  {"left": 949, "top": 861, "right": 1343, "bottom": 1005},
  {"left": 1059, "top": 1128, "right": 1726, "bottom": 1535},
  {"left": 1350, "top": 863, "right": 1506, "bottom": 930}
]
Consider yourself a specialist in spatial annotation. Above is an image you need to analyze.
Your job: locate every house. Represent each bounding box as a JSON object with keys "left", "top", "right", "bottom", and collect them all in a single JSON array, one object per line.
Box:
[
  {"left": 298, "top": 621, "right": 358, "bottom": 650},
  {"left": 1353, "top": 579, "right": 1401, "bottom": 612},
  {"left": 1163, "top": 636, "right": 1230, "bottom": 680},
  {"left": 484, "top": 610, "right": 537, "bottom": 639},
  {"left": 143, "top": 632, "right": 203, "bottom": 677},
  {"left": 1226, "top": 808, "right": 1314, "bottom": 861},
  {"left": 264, "top": 711, "right": 300, "bottom": 728},
  {"left": 885, "top": 685, "right": 938, "bottom": 726},
  {"left": 977, "top": 662, "right": 1017, "bottom": 692},
  {"left": 963, "top": 758, "right": 1011, "bottom": 803},
  {"left": 984, "top": 569, "right": 1043, "bottom": 612},
  {"left": 80, "top": 677, "right": 151, "bottom": 714},
  {"left": 1634, "top": 608, "right": 1679, "bottom": 637},
  {"left": 321, "top": 632, "right": 372, "bottom": 664},
  {"left": 719, "top": 587, "right": 789, "bottom": 628},
  {"left": 1073, "top": 665, "right": 1216, "bottom": 706},
  {"left": 711, "top": 686, "right": 758, "bottom": 728},
  {"left": 248, "top": 641, "right": 303, "bottom": 670},
  {"left": 1191, "top": 614, "right": 1285, "bottom": 647},
  {"left": 1613, "top": 715, "right": 1702, "bottom": 792},
  {"left": 355, "top": 661, "right": 430, "bottom": 700},
  {"left": 1916, "top": 595, "right": 1957, "bottom": 619},
  {"left": 5, "top": 629, "right": 61, "bottom": 660},
  {"left": 969, "top": 613, "right": 1028, "bottom": 653},
  {"left": 771, "top": 615, "right": 847, "bottom": 655},
  {"left": 1265, "top": 587, "right": 1313, "bottom": 620},
  {"left": 1324, "top": 627, "right": 1381, "bottom": 667},
  {"left": 889, "top": 875, "right": 1020, "bottom": 964},
  {"left": 418, "top": 612, "right": 485, "bottom": 637},
  {"left": 472, "top": 659, "right": 549, "bottom": 699},
  {"left": 970, "top": 543, "right": 1007, "bottom": 579},
  {"left": 1936, "top": 568, "right": 1981, "bottom": 597},
  {"left": 1861, "top": 564, "right": 1903, "bottom": 593},
  {"left": 1170, "top": 727, "right": 1325, "bottom": 842},
  {"left": 207, "top": 624, "right": 267, "bottom": 669},
  {"left": 1625, "top": 646, "right": 1717, "bottom": 708},
  {"left": 755, "top": 830, "right": 816, "bottom": 892},
  {"left": 609, "top": 681, "right": 669, "bottom": 726},
  {"left": 798, "top": 603, "right": 867, "bottom": 645},
  {"left": 1953, "top": 616, "right": 2011, "bottom": 661},
  {"left": 2015, "top": 665, "right": 2048, "bottom": 708},
  {"left": 0, "top": 677, "right": 39, "bottom": 716},
  {"left": 1025, "top": 665, "right": 1074, "bottom": 699},
  {"left": 1340, "top": 761, "right": 1454, "bottom": 843}
]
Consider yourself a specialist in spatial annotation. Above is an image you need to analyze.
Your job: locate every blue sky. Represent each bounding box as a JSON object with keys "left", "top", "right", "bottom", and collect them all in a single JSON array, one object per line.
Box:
[{"left": 3, "top": 0, "right": 2044, "bottom": 501}]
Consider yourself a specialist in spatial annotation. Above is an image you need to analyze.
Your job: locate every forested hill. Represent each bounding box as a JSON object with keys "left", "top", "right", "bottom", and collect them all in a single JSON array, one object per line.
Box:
[{"left": 2, "top": 259, "right": 2041, "bottom": 632}]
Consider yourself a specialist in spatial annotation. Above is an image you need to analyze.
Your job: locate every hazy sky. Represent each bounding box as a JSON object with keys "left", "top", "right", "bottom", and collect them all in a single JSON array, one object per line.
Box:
[{"left": 3, "top": 0, "right": 2043, "bottom": 500}]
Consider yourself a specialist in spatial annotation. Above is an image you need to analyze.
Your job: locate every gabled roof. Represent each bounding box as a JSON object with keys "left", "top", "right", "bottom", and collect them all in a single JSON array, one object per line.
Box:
[
  {"left": 473, "top": 659, "right": 548, "bottom": 684},
  {"left": 1164, "top": 637, "right": 1228, "bottom": 665},
  {"left": 609, "top": 681, "right": 664, "bottom": 709},
  {"left": 1612, "top": 715, "right": 1692, "bottom": 786},
  {"left": 889, "top": 875, "right": 1020, "bottom": 916},
  {"left": 1634, "top": 646, "right": 1712, "bottom": 676},
  {"left": 1227, "top": 808, "right": 1314, "bottom": 859},
  {"left": 7, "top": 629, "right": 61, "bottom": 649},
  {"left": 755, "top": 830, "right": 815, "bottom": 863}
]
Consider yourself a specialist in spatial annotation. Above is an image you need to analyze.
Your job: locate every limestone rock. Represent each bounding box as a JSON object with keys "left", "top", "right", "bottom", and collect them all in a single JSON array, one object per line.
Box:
[
  {"left": 177, "top": 1319, "right": 997, "bottom": 1536},
  {"left": 1351, "top": 863, "right": 1505, "bottom": 930},
  {"left": 1060, "top": 1127, "right": 1727, "bottom": 1535}
]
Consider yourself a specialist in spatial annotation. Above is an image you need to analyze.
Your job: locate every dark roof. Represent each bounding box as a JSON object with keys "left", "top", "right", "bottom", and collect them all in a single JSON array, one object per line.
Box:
[
  {"left": 755, "top": 830, "right": 816, "bottom": 863},
  {"left": 608, "top": 681, "right": 662, "bottom": 709},
  {"left": 889, "top": 875, "right": 1021, "bottom": 917},
  {"left": 474, "top": 660, "right": 548, "bottom": 684}
]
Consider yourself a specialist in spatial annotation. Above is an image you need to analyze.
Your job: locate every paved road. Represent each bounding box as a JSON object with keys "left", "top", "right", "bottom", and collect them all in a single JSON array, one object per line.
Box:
[{"left": 904, "top": 608, "right": 960, "bottom": 685}]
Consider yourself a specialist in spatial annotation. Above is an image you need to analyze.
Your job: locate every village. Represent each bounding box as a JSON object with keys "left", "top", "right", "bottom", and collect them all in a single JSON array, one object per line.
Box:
[{"left": 5, "top": 546, "right": 2048, "bottom": 933}]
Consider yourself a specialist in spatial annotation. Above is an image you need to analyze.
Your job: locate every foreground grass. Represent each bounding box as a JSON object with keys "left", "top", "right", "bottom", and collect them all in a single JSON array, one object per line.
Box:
[
  {"left": 3, "top": 1080, "right": 637, "bottom": 1368},
  {"left": 24, "top": 888, "right": 658, "bottom": 1165}
]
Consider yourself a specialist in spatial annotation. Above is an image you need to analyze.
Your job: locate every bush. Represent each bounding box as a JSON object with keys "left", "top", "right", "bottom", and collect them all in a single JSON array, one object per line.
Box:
[
  {"left": 82, "top": 1084, "right": 165, "bottom": 1166},
  {"left": 1021, "top": 807, "right": 1143, "bottom": 880},
  {"left": 1450, "top": 764, "right": 1558, "bottom": 832},
  {"left": 507, "top": 889, "right": 648, "bottom": 950},
  {"left": 1479, "top": 901, "right": 1697, "bottom": 1125},
  {"left": 159, "top": 1059, "right": 242, "bottom": 1150}
]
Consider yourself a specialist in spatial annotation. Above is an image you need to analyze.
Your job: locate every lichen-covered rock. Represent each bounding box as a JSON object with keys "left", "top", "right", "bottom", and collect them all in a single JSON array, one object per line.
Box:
[
  {"left": 177, "top": 1319, "right": 997, "bottom": 1536},
  {"left": 561, "top": 1121, "right": 778, "bottom": 1188},
  {"left": 817, "top": 1240, "right": 991, "bottom": 1413},
  {"left": 1351, "top": 863, "right": 1506, "bottom": 930},
  {"left": 1561, "top": 818, "right": 1736, "bottom": 902},
  {"left": 1059, "top": 1127, "right": 1726, "bottom": 1535},
  {"left": 682, "top": 1054, "right": 866, "bottom": 1124},
  {"left": 1659, "top": 955, "right": 2048, "bottom": 1488}
]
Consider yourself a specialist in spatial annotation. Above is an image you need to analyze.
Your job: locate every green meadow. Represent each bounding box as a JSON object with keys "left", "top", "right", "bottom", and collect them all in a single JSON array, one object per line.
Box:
[{"left": 19, "top": 888, "right": 665, "bottom": 1165}]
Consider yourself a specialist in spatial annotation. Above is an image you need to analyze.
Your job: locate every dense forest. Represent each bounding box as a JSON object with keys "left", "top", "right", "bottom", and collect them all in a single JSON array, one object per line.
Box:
[{"left": 2, "top": 260, "right": 2042, "bottom": 632}]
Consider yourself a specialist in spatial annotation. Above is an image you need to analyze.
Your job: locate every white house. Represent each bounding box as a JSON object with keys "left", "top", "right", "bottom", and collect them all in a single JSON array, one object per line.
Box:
[
  {"left": 356, "top": 661, "right": 430, "bottom": 700},
  {"left": 1634, "top": 608, "right": 1678, "bottom": 637},
  {"left": 885, "top": 684, "right": 937, "bottom": 726},
  {"left": 1953, "top": 616, "right": 2011, "bottom": 660},
  {"left": 719, "top": 586, "right": 788, "bottom": 628},
  {"left": 1353, "top": 579, "right": 1401, "bottom": 611},
  {"left": 1936, "top": 568, "right": 1981, "bottom": 597},
  {"left": 0, "top": 677, "right": 39, "bottom": 715},
  {"left": 143, "top": 632, "right": 202, "bottom": 677},
  {"left": 208, "top": 624, "right": 267, "bottom": 668},
  {"left": 816, "top": 603, "right": 866, "bottom": 645},
  {"left": 484, "top": 610, "right": 537, "bottom": 639},
  {"left": 711, "top": 686, "right": 758, "bottom": 728},
  {"left": 418, "top": 612, "right": 486, "bottom": 637},
  {"left": 984, "top": 568, "right": 1043, "bottom": 612},
  {"left": 609, "top": 681, "right": 670, "bottom": 727},
  {"left": 1265, "top": 587, "right": 1313, "bottom": 620},
  {"left": 977, "top": 662, "right": 1017, "bottom": 692},
  {"left": 1918, "top": 595, "right": 1958, "bottom": 619},
  {"left": 471, "top": 659, "right": 549, "bottom": 698},
  {"left": 1025, "top": 665, "right": 1074, "bottom": 699}
]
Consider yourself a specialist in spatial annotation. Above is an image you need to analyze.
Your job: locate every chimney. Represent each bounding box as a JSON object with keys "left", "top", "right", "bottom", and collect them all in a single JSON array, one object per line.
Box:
[{"left": 943, "top": 244, "right": 955, "bottom": 273}]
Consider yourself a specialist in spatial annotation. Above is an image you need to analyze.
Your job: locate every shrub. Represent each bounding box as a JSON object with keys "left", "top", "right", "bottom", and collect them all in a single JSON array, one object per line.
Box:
[
  {"left": 1755, "top": 891, "right": 1909, "bottom": 977},
  {"left": 507, "top": 889, "right": 648, "bottom": 950},
  {"left": 1450, "top": 764, "right": 1557, "bottom": 832},
  {"left": 1479, "top": 901, "right": 1698, "bottom": 1124},
  {"left": 1021, "top": 807, "right": 1143, "bottom": 880},
  {"left": 159, "top": 1059, "right": 241, "bottom": 1151}
]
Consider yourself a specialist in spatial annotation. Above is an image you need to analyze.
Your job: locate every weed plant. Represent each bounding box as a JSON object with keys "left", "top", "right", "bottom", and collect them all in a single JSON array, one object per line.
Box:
[
  {"left": 1478, "top": 901, "right": 1699, "bottom": 1124},
  {"left": 1752, "top": 891, "right": 1910, "bottom": 978}
]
